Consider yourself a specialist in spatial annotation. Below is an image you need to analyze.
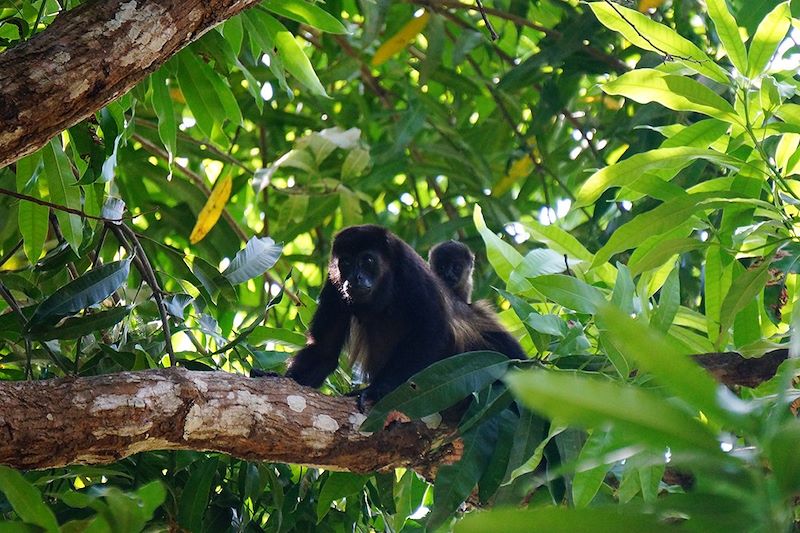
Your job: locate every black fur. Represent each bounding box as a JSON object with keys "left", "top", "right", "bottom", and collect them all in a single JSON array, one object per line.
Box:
[{"left": 286, "top": 225, "right": 456, "bottom": 403}]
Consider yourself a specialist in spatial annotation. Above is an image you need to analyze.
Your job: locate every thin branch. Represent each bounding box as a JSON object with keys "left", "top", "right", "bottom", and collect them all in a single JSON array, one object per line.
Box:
[
  {"left": 109, "top": 223, "right": 177, "bottom": 366},
  {"left": 0, "top": 239, "right": 23, "bottom": 270},
  {"left": 474, "top": 0, "right": 498, "bottom": 40},
  {"left": 0, "top": 187, "right": 123, "bottom": 222}
]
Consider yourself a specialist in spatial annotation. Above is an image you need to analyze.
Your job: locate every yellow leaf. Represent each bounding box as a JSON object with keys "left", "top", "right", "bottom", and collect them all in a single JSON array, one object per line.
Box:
[
  {"left": 638, "top": 0, "right": 665, "bottom": 12},
  {"left": 190, "top": 173, "right": 232, "bottom": 244},
  {"left": 492, "top": 154, "right": 534, "bottom": 196},
  {"left": 371, "top": 12, "right": 430, "bottom": 67}
]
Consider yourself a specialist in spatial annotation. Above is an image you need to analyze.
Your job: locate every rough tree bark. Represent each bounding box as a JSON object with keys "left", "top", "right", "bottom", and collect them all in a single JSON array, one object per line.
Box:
[
  {"left": 0, "top": 0, "right": 260, "bottom": 169},
  {"left": 0, "top": 368, "right": 456, "bottom": 472}
]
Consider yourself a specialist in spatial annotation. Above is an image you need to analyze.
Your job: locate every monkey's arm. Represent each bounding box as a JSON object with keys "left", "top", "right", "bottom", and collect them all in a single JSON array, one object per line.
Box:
[{"left": 285, "top": 281, "right": 350, "bottom": 388}]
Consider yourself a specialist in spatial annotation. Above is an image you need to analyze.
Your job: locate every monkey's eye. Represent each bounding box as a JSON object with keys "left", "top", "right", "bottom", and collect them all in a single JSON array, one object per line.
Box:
[{"left": 339, "top": 257, "right": 353, "bottom": 273}]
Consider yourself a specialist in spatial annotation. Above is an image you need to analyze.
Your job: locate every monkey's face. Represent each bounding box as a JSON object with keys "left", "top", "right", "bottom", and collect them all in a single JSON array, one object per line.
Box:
[{"left": 333, "top": 249, "right": 386, "bottom": 306}]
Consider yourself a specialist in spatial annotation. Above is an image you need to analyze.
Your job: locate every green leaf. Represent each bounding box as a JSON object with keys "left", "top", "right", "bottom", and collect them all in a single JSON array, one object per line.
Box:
[
  {"left": 522, "top": 219, "right": 593, "bottom": 262},
  {"left": 316, "top": 473, "right": 368, "bottom": 522},
  {"left": 718, "top": 257, "right": 773, "bottom": 345},
  {"left": 528, "top": 274, "right": 606, "bottom": 314},
  {"left": 473, "top": 205, "right": 523, "bottom": 282},
  {"left": 572, "top": 431, "right": 614, "bottom": 507},
  {"left": 361, "top": 351, "right": 510, "bottom": 432},
  {"left": 506, "top": 369, "right": 722, "bottom": 453},
  {"left": 177, "top": 457, "right": 219, "bottom": 532},
  {"left": 456, "top": 506, "right": 677, "bottom": 533},
  {"left": 629, "top": 237, "right": 705, "bottom": 276},
  {"left": 262, "top": 0, "right": 346, "bottom": 34},
  {"left": 43, "top": 139, "right": 83, "bottom": 252},
  {"left": 592, "top": 193, "right": 734, "bottom": 268},
  {"left": 15, "top": 154, "right": 48, "bottom": 264},
  {"left": 746, "top": 1, "right": 791, "bottom": 78},
  {"left": 0, "top": 466, "right": 60, "bottom": 533},
  {"left": 222, "top": 236, "right": 283, "bottom": 284},
  {"left": 30, "top": 306, "right": 132, "bottom": 340},
  {"left": 603, "top": 69, "right": 739, "bottom": 124},
  {"left": 575, "top": 147, "right": 740, "bottom": 208},
  {"left": 428, "top": 417, "right": 499, "bottom": 530},
  {"left": 28, "top": 258, "right": 132, "bottom": 327},
  {"left": 477, "top": 409, "right": 517, "bottom": 502},
  {"left": 261, "top": 13, "right": 328, "bottom": 97},
  {"left": 706, "top": 0, "right": 748, "bottom": 74},
  {"left": 660, "top": 119, "right": 730, "bottom": 150},
  {"left": 150, "top": 68, "right": 177, "bottom": 164},
  {"left": 767, "top": 420, "right": 800, "bottom": 496},
  {"left": 650, "top": 266, "right": 680, "bottom": 332},
  {"left": 249, "top": 326, "right": 307, "bottom": 347},
  {"left": 177, "top": 49, "right": 242, "bottom": 136},
  {"left": 588, "top": 2, "right": 729, "bottom": 84},
  {"left": 597, "top": 305, "right": 749, "bottom": 428}
]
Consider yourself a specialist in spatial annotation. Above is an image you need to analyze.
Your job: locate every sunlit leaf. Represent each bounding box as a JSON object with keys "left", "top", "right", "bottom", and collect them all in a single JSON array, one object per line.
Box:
[
  {"left": 746, "top": 1, "right": 791, "bottom": 78},
  {"left": 190, "top": 173, "right": 233, "bottom": 244},
  {"left": 223, "top": 236, "right": 283, "bottom": 284},
  {"left": 603, "top": 69, "right": 740, "bottom": 124},
  {"left": 372, "top": 11, "right": 430, "bottom": 66},
  {"left": 0, "top": 466, "right": 59, "bottom": 533},
  {"left": 706, "top": 0, "right": 747, "bottom": 74}
]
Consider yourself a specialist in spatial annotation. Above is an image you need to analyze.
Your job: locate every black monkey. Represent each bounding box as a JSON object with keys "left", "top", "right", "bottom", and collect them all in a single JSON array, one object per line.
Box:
[
  {"left": 429, "top": 240, "right": 474, "bottom": 303},
  {"left": 429, "top": 240, "right": 527, "bottom": 360},
  {"left": 285, "top": 225, "right": 464, "bottom": 404}
]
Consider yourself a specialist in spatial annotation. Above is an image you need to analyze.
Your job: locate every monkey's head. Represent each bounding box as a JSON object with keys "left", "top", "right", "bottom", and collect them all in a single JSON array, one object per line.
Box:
[
  {"left": 429, "top": 240, "right": 474, "bottom": 303},
  {"left": 329, "top": 225, "right": 394, "bottom": 310}
]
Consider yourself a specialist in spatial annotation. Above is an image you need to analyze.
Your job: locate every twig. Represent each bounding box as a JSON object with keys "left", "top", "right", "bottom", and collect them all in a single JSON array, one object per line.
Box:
[
  {"left": 474, "top": 0, "right": 498, "bottom": 40},
  {"left": 0, "top": 239, "right": 23, "bottom": 269},
  {"left": 0, "top": 187, "right": 123, "bottom": 222},
  {"left": 109, "top": 223, "right": 177, "bottom": 366}
]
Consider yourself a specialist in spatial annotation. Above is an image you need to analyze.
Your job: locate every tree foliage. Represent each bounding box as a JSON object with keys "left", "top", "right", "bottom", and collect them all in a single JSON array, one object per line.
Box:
[{"left": 1, "top": 0, "right": 800, "bottom": 530}]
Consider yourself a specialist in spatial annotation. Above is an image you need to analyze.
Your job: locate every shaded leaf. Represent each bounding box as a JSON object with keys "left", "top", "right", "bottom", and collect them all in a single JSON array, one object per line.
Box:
[{"left": 223, "top": 236, "right": 283, "bottom": 284}]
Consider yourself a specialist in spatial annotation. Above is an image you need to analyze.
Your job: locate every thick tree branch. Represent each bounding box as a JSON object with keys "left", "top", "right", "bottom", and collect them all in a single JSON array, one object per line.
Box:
[
  {"left": 0, "top": 368, "right": 456, "bottom": 472},
  {"left": 0, "top": 0, "right": 261, "bottom": 169}
]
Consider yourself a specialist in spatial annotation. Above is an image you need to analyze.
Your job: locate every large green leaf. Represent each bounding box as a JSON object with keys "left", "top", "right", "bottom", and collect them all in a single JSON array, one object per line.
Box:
[
  {"left": 15, "top": 152, "right": 48, "bottom": 264},
  {"left": 177, "top": 457, "right": 219, "bottom": 532},
  {"left": 746, "top": 1, "right": 791, "bottom": 78},
  {"left": 428, "top": 417, "right": 499, "bottom": 529},
  {"left": 528, "top": 274, "right": 606, "bottom": 314},
  {"left": 588, "top": 2, "right": 729, "bottom": 84},
  {"left": 506, "top": 370, "right": 722, "bottom": 453},
  {"left": 262, "top": 0, "right": 346, "bottom": 34},
  {"left": 473, "top": 205, "right": 523, "bottom": 282},
  {"left": 361, "top": 351, "right": 511, "bottom": 432},
  {"left": 28, "top": 258, "right": 132, "bottom": 327},
  {"left": 150, "top": 68, "right": 177, "bottom": 164},
  {"left": 575, "top": 148, "right": 741, "bottom": 208},
  {"left": 0, "top": 466, "right": 59, "bottom": 533},
  {"left": 222, "top": 236, "right": 283, "bottom": 284},
  {"left": 718, "top": 256, "right": 773, "bottom": 346},
  {"left": 603, "top": 70, "right": 740, "bottom": 124},
  {"left": 706, "top": 0, "right": 748, "bottom": 74},
  {"left": 30, "top": 306, "right": 132, "bottom": 340},
  {"left": 597, "top": 305, "right": 749, "bottom": 429},
  {"left": 316, "top": 473, "right": 368, "bottom": 522},
  {"left": 261, "top": 13, "right": 328, "bottom": 97},
  {"left": 591, "top": 193, "right": 744, "bottom": 268},
  {"left": 43, "top": 139, "right": 83, "bottom": 252}
]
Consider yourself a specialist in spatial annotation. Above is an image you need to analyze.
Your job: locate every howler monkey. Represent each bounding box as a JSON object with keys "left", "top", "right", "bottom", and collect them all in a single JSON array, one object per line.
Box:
[
  {"left": 285, "top": 226, "right": 528, "bottom": 405},
  {"left": 429, "top": 240, "right": 475, "bottom": 303},
  {"left": 429, "top": 240, "right": 527, "bottom": 360},
  {"left": 285, "top": 225, "right": 462, "bottom": 404}
]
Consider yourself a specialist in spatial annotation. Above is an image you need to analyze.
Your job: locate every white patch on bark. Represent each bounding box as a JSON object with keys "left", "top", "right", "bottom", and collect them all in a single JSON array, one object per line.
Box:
[
  {"left": 313, "top": 414, "right": 339, "bottom": 432},
  {"left": 287, "top": 395, "right": 306, "bottom": 412},
  {"left": 348, "top": 413, "right": 371, "bottom": 436},
  {"left": 300, "top": 428, "right": 334, "bottom": 449},
  {"left": 126, "top": 437, "right": 175, "bottom": 455},
  {"left": 90, "top": 380, "right": 181, "bottom": 414},
  {"left": 183, "top": 390, "right": 274, "bottom": 440},
  {"left": 53, "top": 51, "right": 70, "bottom": 65},
  {"left": 46, "top": 413, "right": 54, "bottom": 421}
]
